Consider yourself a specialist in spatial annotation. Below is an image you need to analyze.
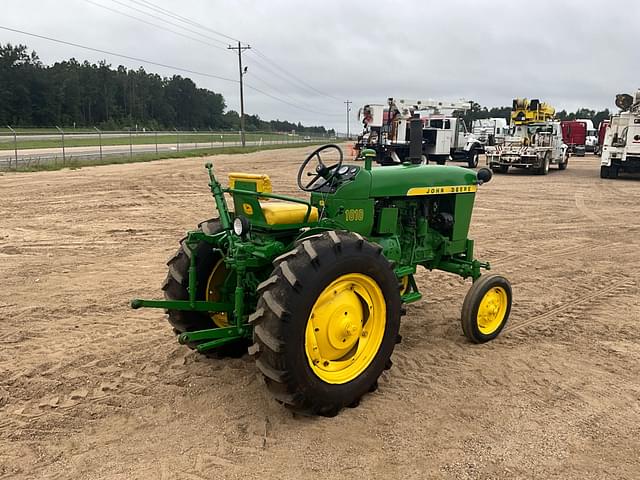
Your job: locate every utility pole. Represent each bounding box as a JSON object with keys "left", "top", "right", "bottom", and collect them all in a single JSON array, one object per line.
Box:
[
  {"left": 344, "top": 100, "right": 352, "bottom": 139},
  {"left": 228, "top": 41, "right": 251, "bottom": 147}
]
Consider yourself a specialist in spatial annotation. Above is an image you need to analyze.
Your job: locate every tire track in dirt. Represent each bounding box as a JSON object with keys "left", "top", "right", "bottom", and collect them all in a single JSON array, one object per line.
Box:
[{"left": 506, "top": 275, "right": 636, "bottom": 334}]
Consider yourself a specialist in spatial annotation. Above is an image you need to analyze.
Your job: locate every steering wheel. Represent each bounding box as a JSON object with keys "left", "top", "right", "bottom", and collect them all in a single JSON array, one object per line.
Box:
[{"left": 297, "top": 144, "right": 344, "bottom": 192}]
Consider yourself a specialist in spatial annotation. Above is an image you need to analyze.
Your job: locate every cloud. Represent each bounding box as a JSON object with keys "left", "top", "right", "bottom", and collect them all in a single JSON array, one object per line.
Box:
[{"left": 3, "top": 0, "right": 639, "bottom": 131}]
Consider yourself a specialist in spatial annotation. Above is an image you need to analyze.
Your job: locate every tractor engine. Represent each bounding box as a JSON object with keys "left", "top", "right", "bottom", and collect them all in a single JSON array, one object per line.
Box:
[{"left": 376, "top": 196, "right": 455, "bottom": 266}]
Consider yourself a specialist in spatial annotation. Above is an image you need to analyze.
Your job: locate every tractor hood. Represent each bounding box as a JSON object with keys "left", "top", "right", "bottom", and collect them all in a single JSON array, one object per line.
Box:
[{"left": 368, "top": 164, "right": 478, "bottom": 197}]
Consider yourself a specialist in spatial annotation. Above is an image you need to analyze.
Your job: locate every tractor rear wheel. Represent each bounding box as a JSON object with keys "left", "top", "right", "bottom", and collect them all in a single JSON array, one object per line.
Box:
[
  {"left": 461, "top": 274, "right": 512, "bottom": 343},
  {"left": 162, "top": 218, "right": 247, "bottom": 357},
  {"left": 250, "top": 231, "right": 401, "bottom": 416}
]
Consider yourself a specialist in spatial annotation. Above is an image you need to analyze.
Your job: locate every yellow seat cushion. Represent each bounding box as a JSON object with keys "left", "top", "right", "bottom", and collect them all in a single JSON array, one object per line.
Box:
[
  {"left": 260, "top": 201, "right": 319, "bottom": 225},
  {"left": 228, "top": 172, "right": 272, "bottom": 192}
]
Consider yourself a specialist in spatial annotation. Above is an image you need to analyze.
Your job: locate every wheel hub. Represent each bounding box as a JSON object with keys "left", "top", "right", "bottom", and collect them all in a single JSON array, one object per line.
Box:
[
  {"left": 206, "top": 259, "right": 230, "bottom": 328},
  {"left": 305, "top": 274, "right": 386, "bottom": 384},
  {"left": 477, "top": 287, "right": 508, "bottom": 335}
]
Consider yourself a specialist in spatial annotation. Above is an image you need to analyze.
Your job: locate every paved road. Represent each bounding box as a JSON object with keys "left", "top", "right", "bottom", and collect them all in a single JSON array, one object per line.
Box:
[{"left": 0, "top": 139, "right": 313, "bottom": 167}]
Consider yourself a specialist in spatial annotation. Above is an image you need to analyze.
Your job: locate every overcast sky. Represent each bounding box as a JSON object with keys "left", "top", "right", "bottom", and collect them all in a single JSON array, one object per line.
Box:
[{"left": 2, "top": 0, "right": 639, "bottom": 131}]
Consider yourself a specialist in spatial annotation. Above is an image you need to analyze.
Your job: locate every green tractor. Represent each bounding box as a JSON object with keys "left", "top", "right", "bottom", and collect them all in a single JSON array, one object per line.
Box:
[{"left": 131, "top": 144, "right": 512, "bottom": 416}]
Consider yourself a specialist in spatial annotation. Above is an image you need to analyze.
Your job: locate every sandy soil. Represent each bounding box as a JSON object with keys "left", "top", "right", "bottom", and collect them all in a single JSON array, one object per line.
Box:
[{"left": 0, "top": 147, "right": 638, "bottom": 479}]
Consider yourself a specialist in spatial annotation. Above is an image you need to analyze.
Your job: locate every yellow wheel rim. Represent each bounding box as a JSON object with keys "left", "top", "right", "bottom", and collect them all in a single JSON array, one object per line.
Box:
[
  {"left": 304, "top": 273, "right": 386, "bottom": 384},
  {"left": 399, "top": 276, "right": 409, "bottom": 295},
  {"left": 206, "top": 259, "right": 229, "bottom": 328},
  {"left": 477, "top": 286, "right": 508, "bottom": 335}
]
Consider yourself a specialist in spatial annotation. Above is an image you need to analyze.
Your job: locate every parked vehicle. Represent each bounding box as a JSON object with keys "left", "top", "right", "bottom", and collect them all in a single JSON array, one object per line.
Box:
[
  {"left": 485, "top": 98, "right": 568, "bottom": 174},
  {"left": 471, "top": 118, "right": 509, "bottom": 148},
  {"left": 600, "top": 90, "right": 640, "bottom": 178},
  {"left": 561, "top": 120, "right": 587, "bottom": 156},
  {"left": 130, "top": 144, "right": 511, "bottom": 416},
  {"left": 595, "top": 120, "right": 609, "bottom": 156},
  {"left": 577, "top": 119, "right": 598, "bottom": 152},
  {"left": 355, "top": 98, "right": 483, "bottom": 168}
]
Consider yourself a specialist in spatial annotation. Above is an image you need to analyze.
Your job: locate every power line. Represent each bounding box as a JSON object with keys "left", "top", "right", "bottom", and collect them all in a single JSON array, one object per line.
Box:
[
  {"left": 248, "top": 70, "right": 340, "bottom": 115},
  {"left": 252, "top": 48, "right": 342, "bottom": 102},
  {"left": 0, "top": 25, "right": 342, "bottom": 118},
  {"left": 108, "top": 0, "right": 229, "bottom": 47},
  {"left": 0, "top": 25, "right": 238, "bottom": 83},
  {"left": 244, "top": 83, "right": 341, "bottom": 117},
  {"left": 246, "top": 53, "right": 316, "bottom": 95},
  {"left": 83, "top": 0, "right": 228, "bottom": 50},
  {"left": 127, "top": 0, "right": 241, "bottom": 43},
  {"left": 117, "top": 1, "right": 342, "bottom": 106},
  {"left": 104, "top": 1, "right": 343, "bottom": 114}
]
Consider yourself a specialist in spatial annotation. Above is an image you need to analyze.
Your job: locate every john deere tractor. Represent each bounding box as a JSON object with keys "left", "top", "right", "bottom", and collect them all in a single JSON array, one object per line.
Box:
[{"left": 131, "top": 144, "right": 512, "bottom": 416}]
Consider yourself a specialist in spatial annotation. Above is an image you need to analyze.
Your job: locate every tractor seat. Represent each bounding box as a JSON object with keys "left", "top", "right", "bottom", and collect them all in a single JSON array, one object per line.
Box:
[
  {"left": 228, "top": 172, "right": 319, "bottom": 226},
  {"left": 261, "top": 202, "right": 319, "bottom": 225}
]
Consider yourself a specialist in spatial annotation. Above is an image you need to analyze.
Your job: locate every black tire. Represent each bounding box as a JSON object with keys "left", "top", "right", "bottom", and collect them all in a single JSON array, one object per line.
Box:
[
  {"left": 558, "top": 153, "right": 569, "bottom": 170},
  {"left": 491, "top": 165, "right": 509, "bottom": 174},
  {"left": 162, "top": 218, "right": 247, "bottom": 357},
  {"left": 600, "top": 166, "right": 610, "bottom": 178},
  {"left": 435, "top": 156, "right": 447, "bottom": 165},
  {"left": 537, "top": 152, "right": 550, "bottom": 175},
  {"left": 467, "top": 149, "right": 479, "bottom": 168},
  {"left": 250, "top": 231, "right": 401, "bottom": 416},
  {"left": 610, "top": 165, "right": 619, "bottom": 179},
  {"left": 461, "top": 274, "right": 512, "bottom": 344}
]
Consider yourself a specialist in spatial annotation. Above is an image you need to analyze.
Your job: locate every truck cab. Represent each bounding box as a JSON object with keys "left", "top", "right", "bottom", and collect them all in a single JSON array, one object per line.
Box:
[
  {"left": 472, "top": 118, "right": 508, "bottom": 146},
  {"left": 600, "top": 90, "right": 640, "bottom": 178}
]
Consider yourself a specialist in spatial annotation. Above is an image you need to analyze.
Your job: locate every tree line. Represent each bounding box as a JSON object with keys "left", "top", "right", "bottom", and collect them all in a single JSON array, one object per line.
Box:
[{"left": 0, "top": 43, "right": 332, "bottom": 134}]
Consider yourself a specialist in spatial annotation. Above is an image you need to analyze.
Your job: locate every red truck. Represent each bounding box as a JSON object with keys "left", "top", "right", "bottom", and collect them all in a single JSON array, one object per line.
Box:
[
  {"left": 561, "top": 120, "right": 587, "bottom": 156},
  {"left": 595, "top": 120, "right": 610, "bottom": 156}
]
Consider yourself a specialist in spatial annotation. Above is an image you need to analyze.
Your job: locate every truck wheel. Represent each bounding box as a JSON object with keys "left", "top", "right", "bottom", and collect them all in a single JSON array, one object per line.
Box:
[
  {"left": 250, "top": 231, "right": 401, "bottom": 416},
  {"left": 610, "top": 165, "right": 619, "bottom": 179},
  {"left": 435, "top": 156, "right": 447, "bottom": 165},
  {"left": 558, "top": 153, "right": 569, "bottom": 170},
  {"left": 162, "top": 219, "right": 247, "bottom": 357},
  {"left": 537, "top": 152, "right": 550, "bottom": 175},
  {"left": 600, "top": 166, "right": 610, "bottom": 178},
  {"left": 461, "top": 274, "right": 512, "bottom": 343},
  {"left": 491, "top": 165, "right": 508, "bottom": 174},
  {"left": 467, "top": 149, "right": 479, "bottom": 168}
]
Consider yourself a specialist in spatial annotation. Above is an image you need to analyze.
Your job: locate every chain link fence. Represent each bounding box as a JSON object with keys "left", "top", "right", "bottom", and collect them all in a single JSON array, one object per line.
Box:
[{"left": 0, "top": 127, "right": 341, "bottom": 170}]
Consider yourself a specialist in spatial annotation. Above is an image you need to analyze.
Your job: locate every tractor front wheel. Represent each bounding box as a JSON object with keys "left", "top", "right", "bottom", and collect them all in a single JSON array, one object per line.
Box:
[
  {"left": 461, "top": 274, "right": 512, "bottom": 343},
  {"left": 250, "top": 231, "right": 401, "bottom": 416}
]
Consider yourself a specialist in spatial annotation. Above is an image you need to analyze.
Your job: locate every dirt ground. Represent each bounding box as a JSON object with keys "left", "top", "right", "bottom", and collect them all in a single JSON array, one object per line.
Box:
[{"left": 1, "top": 146, "right": 638, "bottom": 479}]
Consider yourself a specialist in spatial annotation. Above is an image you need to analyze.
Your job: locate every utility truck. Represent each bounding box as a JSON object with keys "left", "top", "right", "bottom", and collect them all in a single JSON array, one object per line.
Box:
[
  {"left": 356, "top": 98, "right": 483, "bottom": 168},
  {"left": 600, "top": 90, "right": 640, "bottom": 178},
  {"left": 485, "top": 98, "right": 568, "bottom": 174},
  {"left": 471, "top": 118, "right": 509, "bottom": 147}
]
